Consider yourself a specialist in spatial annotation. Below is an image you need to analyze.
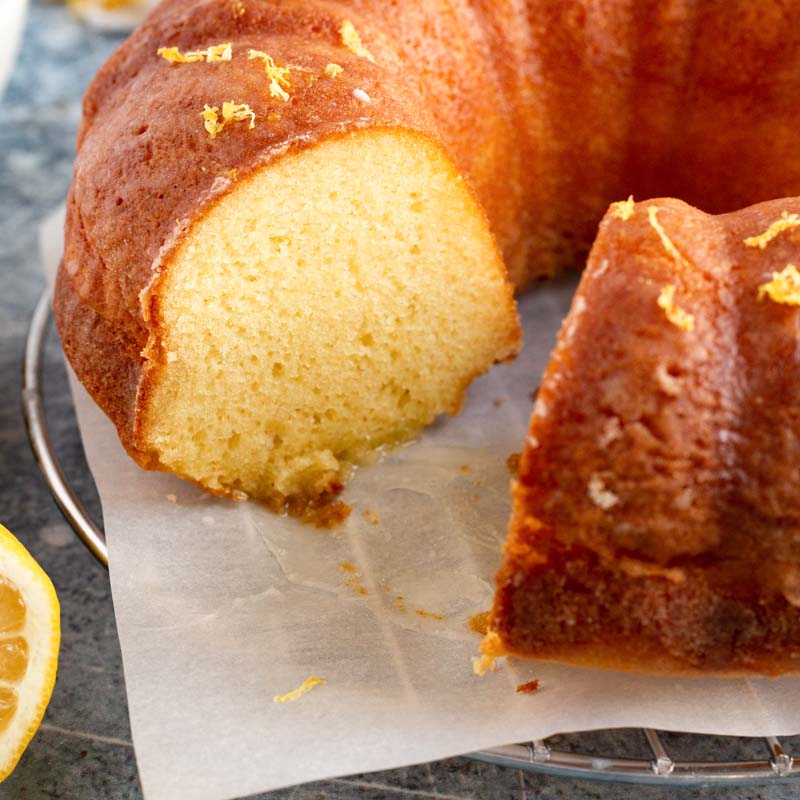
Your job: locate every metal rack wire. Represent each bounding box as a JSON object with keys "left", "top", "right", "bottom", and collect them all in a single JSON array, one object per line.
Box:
[{"left": 22, "top": 290, "right": 800, "bottom": 786}]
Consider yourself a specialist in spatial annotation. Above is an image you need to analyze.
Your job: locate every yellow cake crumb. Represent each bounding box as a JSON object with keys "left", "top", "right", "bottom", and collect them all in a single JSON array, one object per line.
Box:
[
  {"left": 757, "top": 264, "right": 800, "bottom": 306},
  {"left": 609, "top": 195, "right": 634, "bottom": 221},
  {"left": 474, "top": 630, "right": 505, "bottom": 675},
  {"left": 471, "top": 653, "right": 496, "bottom": 676},
  {"left": 657, "top": 284, "right": 695, "bottom": 332},
  {"left": 339, "top": 561, "right": 356, "bottom": 573},
  {"left": 248, "top": 50, "right": 293, "bottom": 101},
  {"left": 340, "top": 19, "right": 375, "bottom": 62},
  {"left": 158, "top": 43, "right": 232, "bottom": 63},
  {"left": 201, "top": 102, "right": 255, "bottom": 139},
  {"left": 325, "top": 63, "right": 344, "bottom": 78},
  {"left": 362, "top": 510, "right": 380, "bottom": 526},
  {"left": 273, "top": 676, "right": 325, "bottom": 703},
  {"left": 648, "top": 206, "right": 691, "bottom": 269},
  {"left": 744, "top": 212, "right": 800, "bottom": 249},
  {"left": 231, "top": 0, "right": 245, "bottom": 18}
]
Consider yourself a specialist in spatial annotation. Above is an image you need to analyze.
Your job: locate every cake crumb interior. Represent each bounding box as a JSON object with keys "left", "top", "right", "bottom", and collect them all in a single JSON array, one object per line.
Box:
[{"left": 143, "top": 127, "right": 517, "bottom": 506}]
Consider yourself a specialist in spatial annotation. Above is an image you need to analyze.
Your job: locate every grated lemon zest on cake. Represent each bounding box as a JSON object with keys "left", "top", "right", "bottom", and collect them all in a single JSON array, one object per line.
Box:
[
  {"left": 609, "top": 195, "right": 634, "bottom": 221},
  {"left": 744, "top": 212, "right": 800, "bottom": 249},
  {"left": 587, "top": 473, "right": 620, "bottom": 510},
  {"left": 248, "top": 50, "right": 293, "bottom": 101},
  {"left": 325, "top": 62, "right": 344, "bottom": 78},
  {"left": 647, "top": 206, "right": 691, "bottom": 269},
  {"left": 158, "top": 43, "right": 232, "bottom": 63},
  {"left": 201, "top": 102, "right": 255, "bottom": 139},
  {"left": 340, "top": 19, "right": 375, "bottom": 62},
  {"left": 757, "top": 264, "right": 800, "bottom": 306},
  {"left": 657, "top": 284, "right": 695, "bottom": 332},
  {"left": 273, "top": 676, "right": 326, "bottom": 703},
  {"left": 231, "top": 0, "right": 245, "bottom": 18}
]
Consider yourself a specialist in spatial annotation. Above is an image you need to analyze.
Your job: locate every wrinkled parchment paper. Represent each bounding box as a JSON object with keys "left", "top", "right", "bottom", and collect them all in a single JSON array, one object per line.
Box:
[{"left": 41, "top": 210, "right": 800, "bottom": 800}]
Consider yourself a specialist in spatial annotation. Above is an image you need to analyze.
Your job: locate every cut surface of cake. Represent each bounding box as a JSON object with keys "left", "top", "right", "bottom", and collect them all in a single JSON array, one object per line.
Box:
[
  {"left": 486, "top": 197, "right": 800, "bottom": 676},
  {"left": 137, "top": 129, "right": 518, "bottom": 506}
]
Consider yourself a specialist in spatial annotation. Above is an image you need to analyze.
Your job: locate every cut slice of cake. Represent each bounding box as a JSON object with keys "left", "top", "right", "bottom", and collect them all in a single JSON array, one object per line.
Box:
[{"left": 57, "top": 127, "right": 519, "bottom": 511}]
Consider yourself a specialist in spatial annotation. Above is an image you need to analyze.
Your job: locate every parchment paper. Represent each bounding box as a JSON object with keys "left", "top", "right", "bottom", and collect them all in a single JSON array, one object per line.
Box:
[{"left": 40, "top": 210, "right": 800, "bottom": 800}]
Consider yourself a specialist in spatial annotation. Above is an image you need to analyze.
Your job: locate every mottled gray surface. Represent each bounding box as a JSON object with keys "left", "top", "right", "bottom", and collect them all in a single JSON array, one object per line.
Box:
[{"left": 1, "top": 2, "right": 799, "bottom": 798}]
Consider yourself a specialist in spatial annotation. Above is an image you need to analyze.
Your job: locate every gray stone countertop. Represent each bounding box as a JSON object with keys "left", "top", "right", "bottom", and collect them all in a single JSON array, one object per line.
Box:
[{"left": 1, "top": 2, "right": 799, "bottom": 798}]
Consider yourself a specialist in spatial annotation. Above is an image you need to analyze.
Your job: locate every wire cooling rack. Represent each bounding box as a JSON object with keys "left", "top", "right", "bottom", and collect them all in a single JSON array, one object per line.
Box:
[{"left": 22, "top": 289, "right": 800, "bottom": 787}]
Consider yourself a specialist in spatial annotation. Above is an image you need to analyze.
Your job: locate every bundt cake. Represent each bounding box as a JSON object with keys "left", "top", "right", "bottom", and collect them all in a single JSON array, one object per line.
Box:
[
  {"left": 57, "top": 0, "right": 800, "bottom": 518},
  {"left": 484, "top": 197, "right": 800, "bottom": 676}
]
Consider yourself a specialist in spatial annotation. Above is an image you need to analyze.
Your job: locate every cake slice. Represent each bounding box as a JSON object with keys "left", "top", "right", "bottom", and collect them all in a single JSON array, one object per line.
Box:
[
  {"left": 485, "top": 197, "right": 800, "bottom": 676},
  {"left": 57, "top": 128, "right": 519, "bottom": 511}
]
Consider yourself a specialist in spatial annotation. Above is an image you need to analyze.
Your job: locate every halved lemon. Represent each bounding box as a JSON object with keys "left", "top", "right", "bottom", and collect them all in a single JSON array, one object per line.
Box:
[{"left": 0, "top": 524, "right": 60, "bottom": 782}]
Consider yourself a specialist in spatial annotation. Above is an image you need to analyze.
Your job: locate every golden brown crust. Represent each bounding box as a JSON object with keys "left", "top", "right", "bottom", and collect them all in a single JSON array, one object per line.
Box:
[{"left": 491, "top": 197, "right": 800, "bottom": 676}]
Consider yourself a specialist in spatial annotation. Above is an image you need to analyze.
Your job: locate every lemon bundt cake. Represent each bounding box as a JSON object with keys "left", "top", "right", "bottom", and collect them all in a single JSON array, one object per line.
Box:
[
  {"left": 58, "top": 0, "right": 800, "bottom": 512},
  {"left": 485, "top": 197, "right": 800, "bottom": 676}
]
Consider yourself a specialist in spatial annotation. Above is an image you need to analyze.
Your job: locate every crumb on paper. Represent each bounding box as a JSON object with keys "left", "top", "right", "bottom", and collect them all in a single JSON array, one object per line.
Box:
[
  {"left": 587, "top": 473, "right": 620, "bottom": 510},
  {"left": 415, "top": 609, "right": 445, "bottom": 621},
  {"left": 202, "top": 102, "right": 255, "bottom": 139},
  {"left": 166, "top": 493, "right": 177, "bottom": 503},
  {"left": 393, "top": 594, "right": 406, "bottom": 612},
  {"left": 340, "top": 19, "right": 375, "bottom": 62},
  {"left": 248, "top": 49, "right": 293, "bottom": 101},
  {"left": 757, "top": 264, "right": 800, "bottom": 306},
  {"left": 493, "top": 397, "right": 506, "bottom": 407},
  {"left": 609, "top": 195, "right": 634, "bottom": 221},
  {"left": 273, "top": 676, "right": 325, "bottom": 703},
  {"left": 302, "top": 500, "right": 351, "bottom": 529},
  {"left": 459, "top": 464, "right": 471, "bottom": 473},
  {"left": 516, "top": 679, "right": 540, "bottom": 695},
  {"left": 468, "top": 611, "right": 490, "bottom": 636},
  {"left": 648, "top": 206, "right": 691, "bottom": 269},
  {"left": 158, "top": 42, "right": 232, "bottom": 63},
  {"left": 339, "top": 561, "right": 356, "bottom": 573},
  {"left": 352, "top": 88, "right": 372, "bottom": 103},
  {"left": 472, "top": 653, "right": 496, "bottom": 676},
  {"left": 471, "top": 494, "right": 481, "bottom": 501},
  {"left": 744, "top": 211, "right": 800, "bottom": 249},
  {"left": 325, "top": 62, "right": 344, "bottom": 78},
  {"left": 506, "top": 453, "right": 521, "bottom": 476},
  {"left": 231, "top": 0, "right": 245, "bottom": 17},
  {"left": 344, "top": 577, "right": 366, "bottom": 594},
  {"left": 474, "top": 631, "right": 505, "bottom": 676},
  {"left": 362, "top": 510, "right": 380, "bottom": 526},
  {"left": 657, "top": 284, "right": 695, "bottom": 332}
]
